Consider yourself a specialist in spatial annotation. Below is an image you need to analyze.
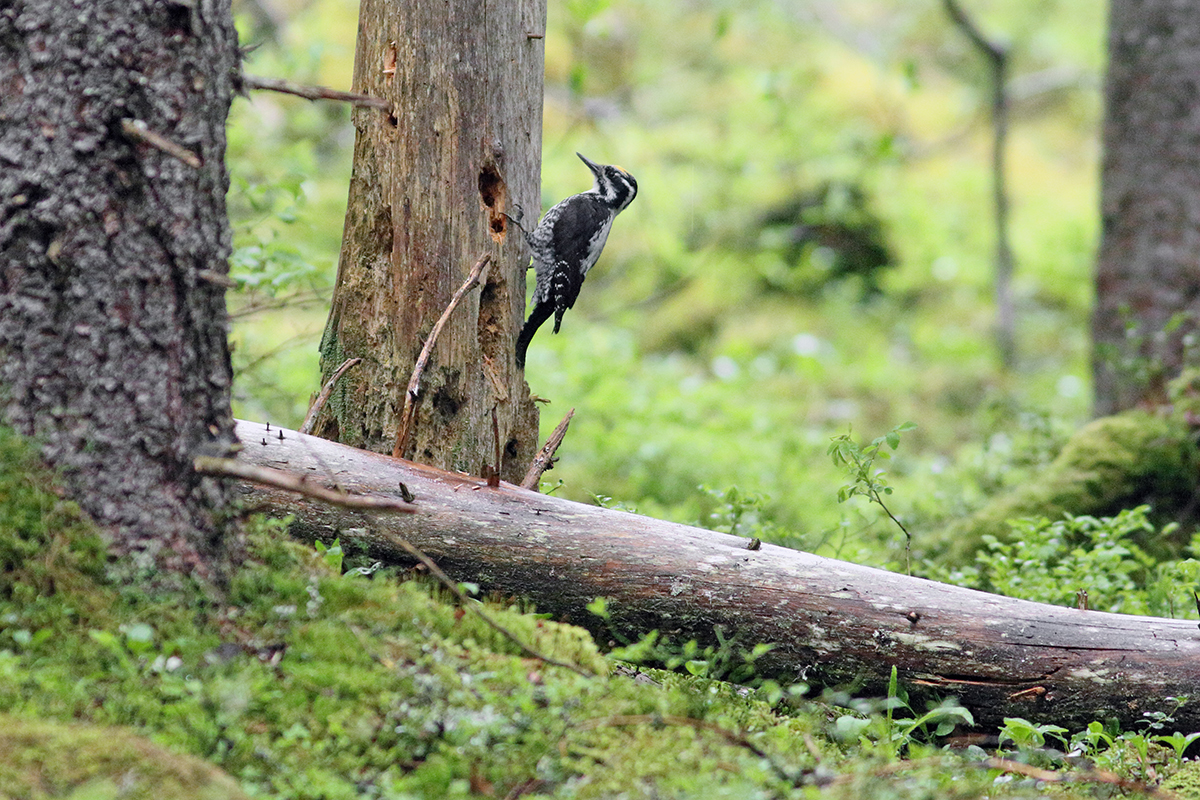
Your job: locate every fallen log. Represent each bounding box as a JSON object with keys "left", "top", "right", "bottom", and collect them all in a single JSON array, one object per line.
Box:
[{"left": 232, "top": 419, "right": 1200, "bottom": 732}]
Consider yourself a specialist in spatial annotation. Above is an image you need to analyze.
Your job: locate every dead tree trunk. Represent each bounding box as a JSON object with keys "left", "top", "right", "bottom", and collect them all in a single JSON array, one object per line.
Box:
[
  {"left": 0, "top": 0, "right": 241, "bottom": 585},
  {"left": 232, "top": 419, "right": 1200, "bottom": 733},
  {"left": 309, "top": 0, "right": 543, "bottom": 481}
]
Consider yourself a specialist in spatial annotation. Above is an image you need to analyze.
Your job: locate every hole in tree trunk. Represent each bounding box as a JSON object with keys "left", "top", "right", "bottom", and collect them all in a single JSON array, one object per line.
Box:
[{"left": 478, "top": 163, "right": 508, "bottom": 242}]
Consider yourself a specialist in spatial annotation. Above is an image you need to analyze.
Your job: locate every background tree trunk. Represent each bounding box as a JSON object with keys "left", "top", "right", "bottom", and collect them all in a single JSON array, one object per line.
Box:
[
  {"left": 310, "top": 0, "right": 544, "bottom": 481},
  {"left": 1093, "top": 0, "right": 1200, "bottom": 415},
  {"left": 232, "top": 419, "right": 1200, "bottom": 733},
  {"left": 0, "top": 0, "right": 241, "bottom": 585}
]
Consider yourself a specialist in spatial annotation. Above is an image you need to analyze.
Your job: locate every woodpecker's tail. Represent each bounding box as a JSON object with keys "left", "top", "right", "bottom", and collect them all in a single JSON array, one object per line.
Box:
[{"left": 515, "top": 301, "right": 556, "bottom": 368}]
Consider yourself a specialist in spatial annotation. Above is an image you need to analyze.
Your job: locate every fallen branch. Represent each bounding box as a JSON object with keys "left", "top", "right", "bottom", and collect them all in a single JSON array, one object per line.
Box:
[
  {"left": 230, "top": 419, "right": 1200, "bottom": 733},
  {"left": 300, "top": 357, "right": 362, "bottom": 435},
  {"left": 522, "top": 408, "right": 574, "bottom": 490},
  {"left": 195, "top": 453, "right": 414, "bottom": 512},
  {"left": 979, "top": 757, "right": 1178, "bottom": 799},
  {"left": 393, "top": 253, "right": 491, "bottom": 458},
  {"left": 210, "top": 432, "right": 591, "bottom": 677},
  {"left": 241, "top": 73, "right": 391, "bottom": 110}
]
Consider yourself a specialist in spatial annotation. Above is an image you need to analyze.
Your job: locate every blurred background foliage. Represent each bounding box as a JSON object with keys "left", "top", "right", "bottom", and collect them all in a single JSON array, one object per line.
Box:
[{"left": 228, "top": 0, "right": 1105, "bottom": 571}]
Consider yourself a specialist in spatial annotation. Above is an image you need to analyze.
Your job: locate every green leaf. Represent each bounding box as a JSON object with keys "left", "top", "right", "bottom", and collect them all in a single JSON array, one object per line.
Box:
[
  {"left": 586, "top": 596, "right": 609, "bottom": 618},
  {"left": 833, "top": 715, "right": 871, "bottom": 742}
]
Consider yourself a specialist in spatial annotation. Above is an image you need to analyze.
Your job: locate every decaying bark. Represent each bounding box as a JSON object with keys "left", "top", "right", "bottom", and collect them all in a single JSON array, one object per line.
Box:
[
  {"left": 309, "top": 0, "right": 544, "bottom": 481},
  {"left": 0, "top": 0, "right": 241, "bottom": 583},
  {"left": 232, "top": 420, "right": 1200, "bottom": 732}
]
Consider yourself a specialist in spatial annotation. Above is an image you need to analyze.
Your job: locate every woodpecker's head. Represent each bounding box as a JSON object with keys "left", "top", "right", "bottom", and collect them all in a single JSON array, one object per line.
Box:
[{"left": 578, "top": 153, "right": 637, "bottom": 214}]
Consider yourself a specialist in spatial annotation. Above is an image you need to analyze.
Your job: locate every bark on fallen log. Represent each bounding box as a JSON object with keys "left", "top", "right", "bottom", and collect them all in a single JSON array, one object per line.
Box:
[{"left": 232, "top": 419, "right": 1200, "bottom": 732}]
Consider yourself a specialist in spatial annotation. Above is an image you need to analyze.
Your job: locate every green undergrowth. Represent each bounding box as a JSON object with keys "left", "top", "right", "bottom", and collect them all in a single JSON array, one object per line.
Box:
[
  {"left": 1, "top": 425, "right": 1193, "bottom": 799},
  {"left": 934, "top": 505, "right": 1200, "bottom": 617}
]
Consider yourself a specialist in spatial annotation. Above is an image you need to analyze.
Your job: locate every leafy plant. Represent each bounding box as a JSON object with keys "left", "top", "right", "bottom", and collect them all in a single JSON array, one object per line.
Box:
[
  {"left": 945, "top": 506, "right": 1199, "bottom": 616},
  {"left": 998, "top": 716, "right": 1069, "bottom": 751},
  {"left": 828, "top": 422, "right": 918, "bottom": 571},
  {"left": 312, "top": 538, "right": 343, "bottom": 573},
  {"left": 587, "top": 597, "right": 779, "bottom": 686},
  {"left": 1062, "top": 699, "right": 1197, "bottom": 784},
  {"left": 832, "top": 666, "right": 973, "bottom": 759}
]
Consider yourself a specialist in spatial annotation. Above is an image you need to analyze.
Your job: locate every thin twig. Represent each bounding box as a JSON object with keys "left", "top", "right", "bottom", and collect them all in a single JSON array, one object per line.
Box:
[
  {"left": 380, "top": 528, "right": 596, "bottom": 678},
  {"left": 194, "top": 456, "right": 415, "bottom": 512},
  {"left": 488, "top": 406, "right": 502, "bottom": 487},
  {"left": 300, "top": 357, "right": 362, "bottom": 435},
  {"left": 872, "top": 489, "right": 911, "bottom": 576},
  {"left": 120, "top": 118, "right": 201, "bottom": 168},
  {"left": 230, "top": 290, "right": 328, "bottom": 319},
  {"left": 825, "top": 754, "right": 1178, "bottom": 798},
  {"left": 242, "top": 73, "right": 391, "bottom": 110},
  {"left": 943, "top": 0, "right": 1015, "bottom": 369},
  {"left": 575, "top": 714, "right": 800, "bottom": 787},
  {"left": 978, "top": 757, "right": 1179, "bottom": 799},
  {"left": 393, "top": 253, "right": 491, "bottom": 458},
  {"left": 502, "top": 778, "right": 546, "bottom": 800},
  {"left": 521, "top": 408, "right": 575, "bottom": 490}
]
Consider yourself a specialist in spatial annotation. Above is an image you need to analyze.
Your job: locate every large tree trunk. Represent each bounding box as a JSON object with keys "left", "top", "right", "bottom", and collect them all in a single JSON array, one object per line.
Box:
[
  {"left": 232, "top": 419, "right": 1200, "bottom": 733},
  {"left": 0, "top": 0, "right": 241, "bottom": 585},
  {"left": 310, "top": 0, "right": 543, "bottom": 481},
  {"left": 1093, "top": 0, "right": 1200, "bottom": 415}
]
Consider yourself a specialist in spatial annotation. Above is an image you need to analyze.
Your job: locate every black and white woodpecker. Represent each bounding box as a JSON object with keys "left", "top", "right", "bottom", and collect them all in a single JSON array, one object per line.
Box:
[{"left": 509, "top": 152, "right": 637, "bottom": 368}]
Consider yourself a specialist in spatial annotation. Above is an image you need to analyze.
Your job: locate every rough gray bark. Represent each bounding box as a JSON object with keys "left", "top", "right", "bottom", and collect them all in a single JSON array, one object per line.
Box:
[
  {"left": 0, "top": 0, "right": 241, "bottom": 583},
  {"left": 232, "top": 419, "right": 1200, "bottom": 733},
  {"left": 310, "top": 0, "right": 544, "bottom": 482},
  {"left": 1094, "top": 0, "right": 1200, "bottom": 415}
]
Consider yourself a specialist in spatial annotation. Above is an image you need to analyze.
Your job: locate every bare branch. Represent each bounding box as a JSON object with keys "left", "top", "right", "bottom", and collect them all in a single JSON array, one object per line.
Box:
[
  {"left": 381, "top": 527, "right": 597, "bottom": 678},
  {"left": 943, "top": 0, "right": 1015, "bottom": 369},
  {"left": 393, "top": 253, "right": 491, "bottom": 458},
  {"left": 943, "top": 0, "right": 1004, "bottom": 62},
  {"left": 522, "top": 408, "right": 575, "bottom": 490},
  {"left": 241, "top": 73, "right": 391, "bottom": 111},
  {"left": 300, "top": 357, "right": 362, "bottom": 435},
  {"left": 488, "top": 406, "right": 502, "bottom": 487},
  {"left": 194, "top": 455, "right": 415, "bottom": 512},
  {"left": 978, "top": 758, "right": 1179, "bottom": 799}
]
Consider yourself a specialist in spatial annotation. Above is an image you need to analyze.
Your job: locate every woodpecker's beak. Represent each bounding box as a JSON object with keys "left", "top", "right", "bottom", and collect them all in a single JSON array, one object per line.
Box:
[{"left": 576, "top": 152, "right": 603, "bottom": 177}]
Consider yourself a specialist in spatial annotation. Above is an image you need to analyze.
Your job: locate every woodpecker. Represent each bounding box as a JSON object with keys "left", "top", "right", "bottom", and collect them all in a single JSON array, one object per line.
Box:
[{"left": 510, "top": 152, "right": 637, "bottom": 368}]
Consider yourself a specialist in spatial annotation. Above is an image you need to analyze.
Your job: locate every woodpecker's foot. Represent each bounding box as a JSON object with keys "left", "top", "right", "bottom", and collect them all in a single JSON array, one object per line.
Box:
[{"left": 503, "top": 204, "right": 526, "bottom": 231}]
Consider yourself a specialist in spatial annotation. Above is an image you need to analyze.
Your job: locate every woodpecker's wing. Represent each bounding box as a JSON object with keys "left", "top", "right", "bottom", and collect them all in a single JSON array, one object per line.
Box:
[
  {"left": 547, "top": 195, "right": 615, "bottom": 280},
  {"left": 550, "top": 258, "right": 584, "bottom": 321}
]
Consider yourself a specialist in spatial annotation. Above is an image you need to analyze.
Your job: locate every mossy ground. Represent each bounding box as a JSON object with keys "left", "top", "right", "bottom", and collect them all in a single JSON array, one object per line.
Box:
[
  {"left": 0, "top": 425, "right": 1189, "bottom": 799},
  {"left": 939, "top": 410, "right": 1199, "bottom": 562}
]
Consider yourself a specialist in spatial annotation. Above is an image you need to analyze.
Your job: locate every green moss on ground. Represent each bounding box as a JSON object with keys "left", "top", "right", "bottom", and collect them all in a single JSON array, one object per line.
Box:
[
  {"left": 940, "top": 410, "right": 1198, "bottom": 562},
  {"left": 0, "top": 714, "right": 249, "bottom": 800},
  {"left": 0, "top": 425, "right": 1150, "bottom": 798},
  {"left": 1164, "top": 761, "right": 1200, "bottom": 799}
]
